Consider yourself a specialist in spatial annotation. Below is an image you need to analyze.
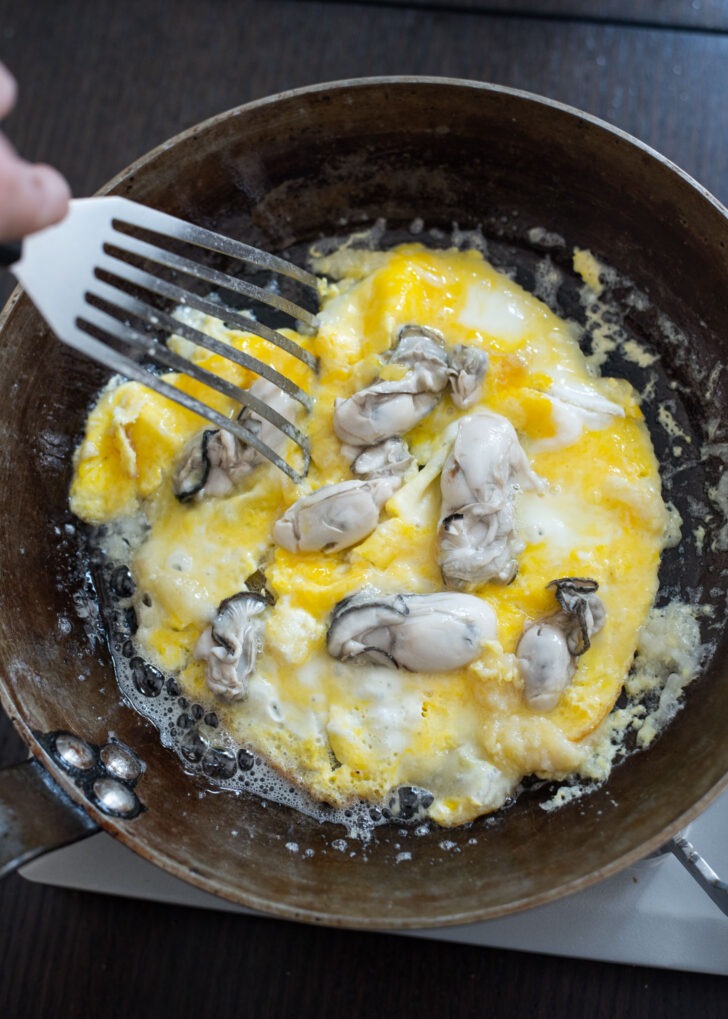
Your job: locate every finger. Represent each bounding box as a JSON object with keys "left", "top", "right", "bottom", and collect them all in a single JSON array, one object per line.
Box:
[
  {"left": 0, "top": 152, "right": 71, "bottom": 240},
  {"left": 0, "top": 63, "right": 18, "bottom": 119}
]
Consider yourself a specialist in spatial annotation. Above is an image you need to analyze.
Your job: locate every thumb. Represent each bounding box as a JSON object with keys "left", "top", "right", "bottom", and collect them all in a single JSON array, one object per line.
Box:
[{"left": 0, "top": 144, "right": 71, "bottom": 240}]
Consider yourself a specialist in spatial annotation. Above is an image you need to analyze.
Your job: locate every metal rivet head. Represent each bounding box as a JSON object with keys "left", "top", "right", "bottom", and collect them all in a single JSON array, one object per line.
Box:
[
  {"left": 54, "top": 733, "right": 96, "bottom": 771},
  {"left": 92, "top": 777, "right": 140, "bottom": 817},
  {"left": 99, "top": 742, "right": 142, "bottom": 783}
]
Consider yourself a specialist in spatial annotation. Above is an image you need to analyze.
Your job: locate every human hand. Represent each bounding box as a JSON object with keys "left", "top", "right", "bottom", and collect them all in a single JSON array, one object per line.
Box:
[{"left": 0, "top": 62, "right": 70, "bottom": 241}]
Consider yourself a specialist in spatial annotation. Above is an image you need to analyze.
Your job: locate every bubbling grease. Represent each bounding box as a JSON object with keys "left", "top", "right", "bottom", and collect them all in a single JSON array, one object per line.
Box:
[{"left": 95, "top": 535, "right": 389, "bottom": 839}]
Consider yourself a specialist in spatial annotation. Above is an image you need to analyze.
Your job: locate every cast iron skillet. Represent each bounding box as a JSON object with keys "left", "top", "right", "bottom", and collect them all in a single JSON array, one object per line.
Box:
[{"left": 1, "top": 78, "right": 727, "bottom": 928}]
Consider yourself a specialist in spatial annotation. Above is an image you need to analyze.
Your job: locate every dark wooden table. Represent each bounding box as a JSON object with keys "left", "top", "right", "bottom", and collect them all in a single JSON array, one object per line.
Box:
[{"left": 1, "top": 2, "right": 726, "bottom": 1015}]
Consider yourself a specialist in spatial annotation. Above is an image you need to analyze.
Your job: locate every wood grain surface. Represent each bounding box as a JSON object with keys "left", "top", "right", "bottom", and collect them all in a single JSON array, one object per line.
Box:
[{"left": 1, "top": 2, "right": 727, "bottom": 1016}]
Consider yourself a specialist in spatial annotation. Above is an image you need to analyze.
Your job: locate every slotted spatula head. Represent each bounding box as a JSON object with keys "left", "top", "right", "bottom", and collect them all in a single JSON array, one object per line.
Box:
[{"left": 11, "top": 196, "right": 319, "bottom": 481}]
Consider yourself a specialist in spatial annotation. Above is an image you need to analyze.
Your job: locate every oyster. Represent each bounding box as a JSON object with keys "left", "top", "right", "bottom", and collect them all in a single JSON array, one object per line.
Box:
[
  {"left": 174, "top": 428, "right": 249, "bottom": 502},
  {"left": 517, "top": 578, "right": 606, "bottom": 712},
  {"left": 333, "top": 325, "right": 449, "bottom": 447},
  {"left": 173, "top": 378, "right": 299, "bottom": 502},
  {"left": 447, "top": 344, "right": 489, "bottom": 408},
  {"left": 349, "top": 436, "right": 414, "bottom": 480},
  {"left": 438, "top": 411, "right": 543, "bottom": 586},
  {"left": 327, "top": 590, "right": 496, "bottom": 671},
  {"left": 393, "top": 325, "right": 451, "bottom": 388},
  {"left": 194, "top": 592, "right": 268, "bottom": 702},
  {"left": 273, "top": 476, "right": 401, "bottom": 553}
]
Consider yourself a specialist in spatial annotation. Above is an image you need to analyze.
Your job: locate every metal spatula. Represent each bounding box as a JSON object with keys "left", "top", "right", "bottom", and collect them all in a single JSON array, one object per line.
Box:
[{"left": 1, "top": 196, "right": 319, "bottom": 481}]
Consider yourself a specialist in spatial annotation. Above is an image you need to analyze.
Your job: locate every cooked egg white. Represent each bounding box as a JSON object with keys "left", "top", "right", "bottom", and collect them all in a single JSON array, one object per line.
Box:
[{"left": 70, "top": 244, "right": 669, "bottom": 827}]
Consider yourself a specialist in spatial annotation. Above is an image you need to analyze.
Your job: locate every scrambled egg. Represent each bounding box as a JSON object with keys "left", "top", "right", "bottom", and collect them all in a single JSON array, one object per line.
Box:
[{"left": 70, "top": 244, "right": 669, "bottom": 827}]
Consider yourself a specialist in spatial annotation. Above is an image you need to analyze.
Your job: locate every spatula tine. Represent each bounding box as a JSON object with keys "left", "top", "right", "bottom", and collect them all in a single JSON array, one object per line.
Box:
[
  {"left": 80, "top": 297, "right": 309, "bottom": 450},
  {"left": 87, "top": 275, "right": 313, "bottom": 409},
  {"left": 111, "top": 203, "right": 320, "bottom": 291},
  {"left": 94, "top": 251, "right": 318, "bottom": 370},
  {"left": 104, "top": 232, "right": 318, "bottom": 328}
]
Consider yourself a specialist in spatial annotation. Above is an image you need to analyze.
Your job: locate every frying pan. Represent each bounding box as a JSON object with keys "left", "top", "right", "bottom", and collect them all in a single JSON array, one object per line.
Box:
[{"left": 1, "top": 78, "right": 727, "bottom": 928}]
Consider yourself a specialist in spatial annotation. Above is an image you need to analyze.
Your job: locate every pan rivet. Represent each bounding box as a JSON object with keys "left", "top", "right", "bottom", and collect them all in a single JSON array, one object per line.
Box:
[
  {"left": 54, "top": 733, "right": 96, "bottom": 772},
  {"left": 92, "top": 777, "right": 140, "bottom": 817},
  {"left": 99, "top": 742, "right": 142, "bottom": 783}
]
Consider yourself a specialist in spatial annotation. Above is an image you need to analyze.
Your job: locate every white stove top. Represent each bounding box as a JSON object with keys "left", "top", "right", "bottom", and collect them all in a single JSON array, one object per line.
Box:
[{"left": 20, "top": 789, "right": 728, "bottom": 976}]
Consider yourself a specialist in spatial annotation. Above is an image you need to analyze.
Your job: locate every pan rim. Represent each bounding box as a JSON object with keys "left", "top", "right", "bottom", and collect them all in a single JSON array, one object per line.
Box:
[
  {"left": 96, "top": 74, "right": 728, "bottom": 225},
  {"left": 7, "top": 701, "right": 728, "bottom": 929}
]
